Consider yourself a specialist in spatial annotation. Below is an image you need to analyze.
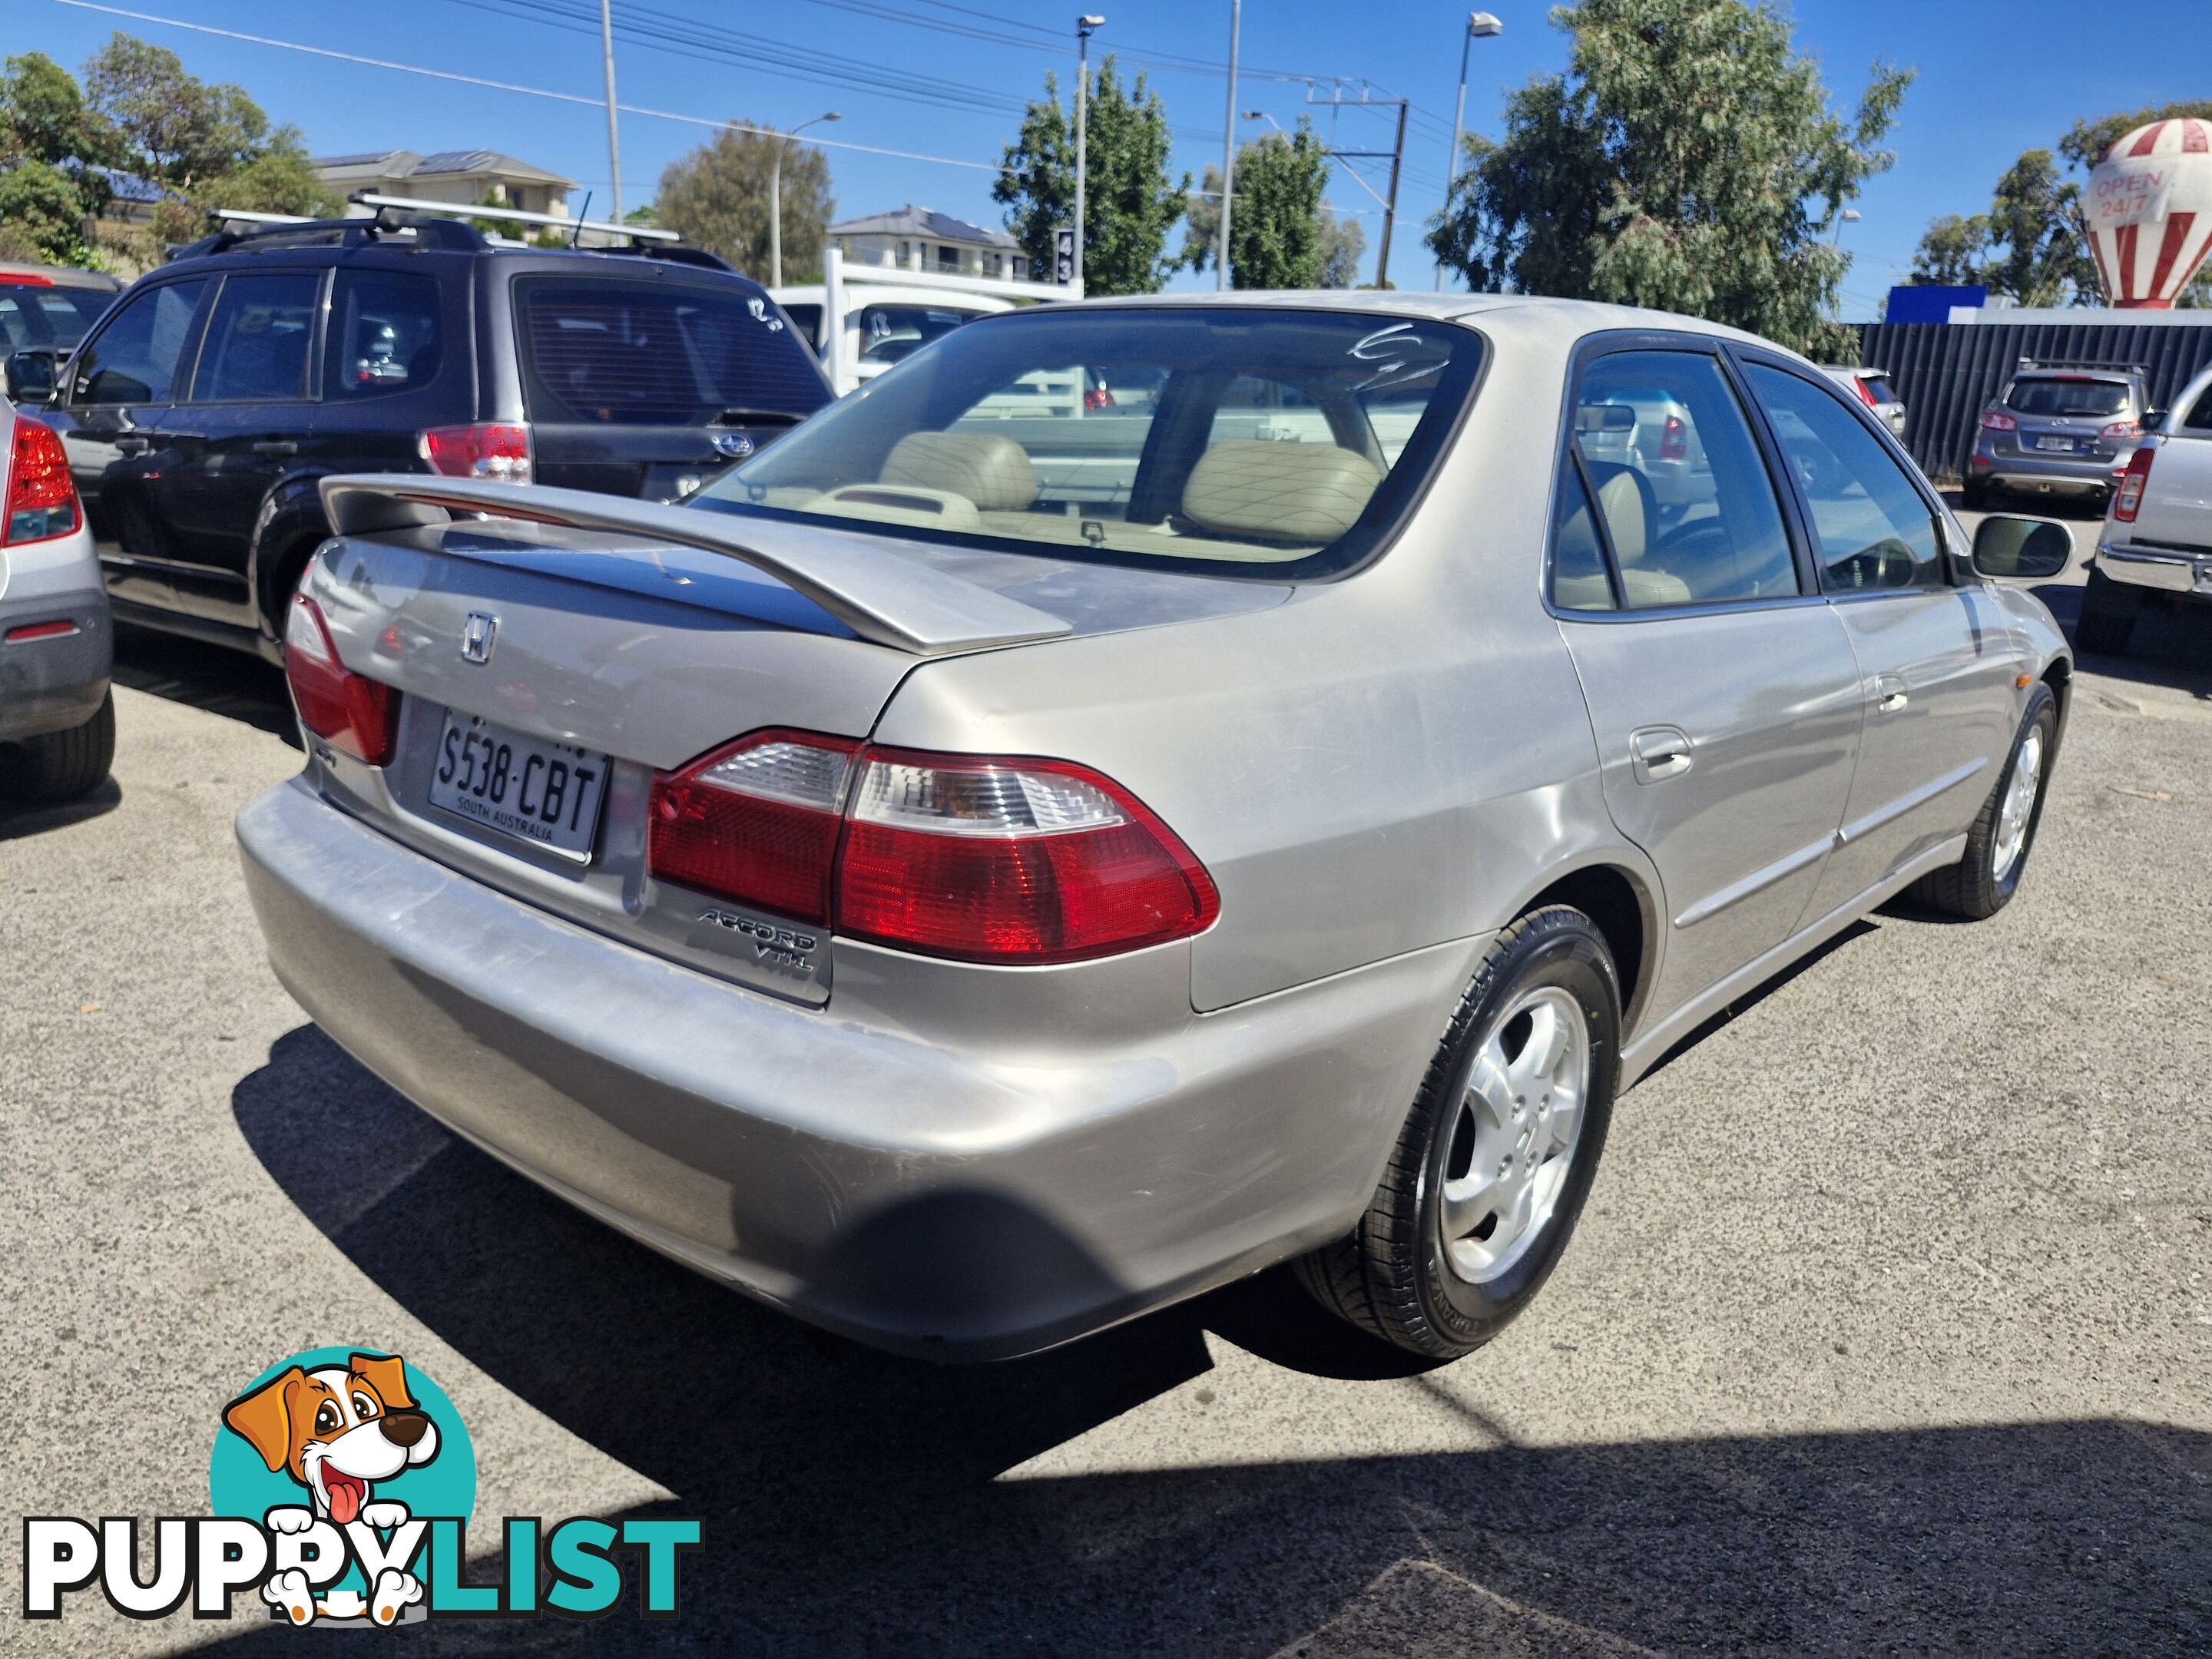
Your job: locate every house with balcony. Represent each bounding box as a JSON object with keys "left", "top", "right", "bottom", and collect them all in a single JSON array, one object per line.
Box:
[
  {"left": 313, "top": 150, "right": 578, "bottom": 219},
  {"left": 829, "top": 206, "right": 1031, "bottom": 282}
]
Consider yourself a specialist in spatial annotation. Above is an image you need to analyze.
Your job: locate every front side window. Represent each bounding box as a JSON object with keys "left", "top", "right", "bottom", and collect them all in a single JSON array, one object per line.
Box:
[
  {"left": 1745, "top": 363, "right": 1944, "bottom": 593},
  {"left": 515, "top": 277, "right": 830, "bottom": 426},
  {"left": 692, "top": 308, "right": 1482, "bottom": 578},
  {"left": 192, "top": 271, "right": 320, "bottom": 402},
  {"left": 326, "top": 270, "right": 442, "bottom": 398},
  {"left": 1561, "top": 350, "right": 1798, "bottom": 608},
  {"left": 68, "top": 279, "right": 209, "bottom": 405},
  {"left": 2005, "top": 376, "right": 2130, "bottom": 418}
]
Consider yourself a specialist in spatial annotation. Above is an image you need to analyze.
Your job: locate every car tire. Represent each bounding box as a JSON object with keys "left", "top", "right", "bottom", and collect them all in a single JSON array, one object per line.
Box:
[
  {"left": 6, "top": 690, "right": 116, "bottom": 804},
  {"left": 2075, "top": 567, "right": 2139, "bottom": 657},
  {"left": 1294, "top": 906, "right": 1621, "bottom": 1360},
  {"left": 1910, "top": 683, "right": 2057, "bottom": 921}
]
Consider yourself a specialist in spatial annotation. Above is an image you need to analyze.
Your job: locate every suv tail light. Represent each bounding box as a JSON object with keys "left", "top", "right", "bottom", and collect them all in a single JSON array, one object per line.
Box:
[
  {"left": 2114, "top": 445, "right": 2154, "bottom": 522},
  {"left": 419, "top": 422, "right": 532, "bottom": 483},
  {"left": 1852, "top": 376, "right": 1879, "bottom": 409},
  {"left": 284, "top": 593, "right": 398, "bottom": 764},
  {"left": 2101, "top": 419, "right": 2141, "bottom": 441},
  {"left": 1980, "top": 410, "right": 2018, "bottom": 432},
  {"left": 649, "top": 733, "right": 1220, "bottom": 964},
  {"left": 5, "top": 413, "right": 81, "bottom": 545},
  {"left": 1657, "top": 414, "right": 1687, "bottom": 462}
]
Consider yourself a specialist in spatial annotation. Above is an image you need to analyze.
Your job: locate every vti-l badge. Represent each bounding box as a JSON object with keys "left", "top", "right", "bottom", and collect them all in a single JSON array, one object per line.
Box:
[{"left": 460, "top": 612, "right": 498, "bottom": 664}]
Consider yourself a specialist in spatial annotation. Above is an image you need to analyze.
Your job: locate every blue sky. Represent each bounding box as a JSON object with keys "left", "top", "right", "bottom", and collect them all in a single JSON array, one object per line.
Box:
[{"left": 18, "top": 0, "right": 2212, "bottom": 310}]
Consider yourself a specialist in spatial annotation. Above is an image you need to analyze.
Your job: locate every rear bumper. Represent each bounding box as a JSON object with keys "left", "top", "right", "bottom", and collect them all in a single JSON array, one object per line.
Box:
[
  {"left": 237, "top": 778, "right": 1477, "bottom": 1359},
  {"left": 1973, "top": 449, "right": 2118, "bottom": 492},
  {"left": 2096, "top": 540, "right": 2212, "bottom": 598},
  {"left": 0, "top": 585, "right": 110, "bottom": 742}
]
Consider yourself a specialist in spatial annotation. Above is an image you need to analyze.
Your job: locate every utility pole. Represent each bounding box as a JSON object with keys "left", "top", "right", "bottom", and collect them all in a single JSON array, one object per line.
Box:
[
  {"left": 1216, "top": 0, "right": 1241, "bottom": 290},
  {"left": 1438, "top": 12, "right": 1503, "bottom": 290},
  {"left": 599, "top": 0, "right": 623, "bottom": 223},
  {"left": 1075, "top": 15, "right": 1103, "bottom": 295},
  {"left": 1304, "top": 88, "right": 1408, "bottom": 288},
  {"left": 1376, "top": 99, "right": 1407, "bottom": 290}
]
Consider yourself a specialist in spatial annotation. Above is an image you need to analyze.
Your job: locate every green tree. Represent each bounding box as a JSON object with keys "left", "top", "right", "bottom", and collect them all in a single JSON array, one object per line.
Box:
[
  {"left": 1316, "top": 207, "right": 1365, "bottom": 289},
  {"left": 2060, "top": 101, "right": 2212, "bottom": 173},
  {"left": 1181, "top": 121, "right": 1330, "bottom": 289},
  {"left": 82, "top": 32, "right": 266, "bottom": 194},
  {"left": 1909, "top": 214, "right": 1989, "bottom": 286},
  {"left": 1426, "top": 0, "right": 1910, "bottom": 357},
  {"left": 656, "top": 121, "right": 834, "bottom": 281},
  {"left": 994, "top": 57, "right": 1186, "bottom": 295},
  {"left": 3, "top": 51, "right": 116, "bottom": 217},
  {"left": 0, "top": 158, "right": 94, "bottom": 264}
]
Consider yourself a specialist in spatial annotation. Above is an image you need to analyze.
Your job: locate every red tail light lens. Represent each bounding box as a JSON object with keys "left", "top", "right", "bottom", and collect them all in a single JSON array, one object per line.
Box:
[
  {"left": 284, "top": 594, "right": 399, "bottom": 764},
  {"left": 1083, "top": 385, "right": 1115, "bottom": 411},
  {"left": 647, "top": 734, "right": 1220, "bottom": 962},
  {"left": 1658, "top": 414, "right": 1687, "bottom": 462},
  {"left": 2101, "top": 419, "right": 2141, "bottom": 441},
  {"left": 649, "top": 731, "right": 859, "bottom": 924},
  {"left": 1980, "top": 410, "right": 2018, "bottom": 432},
  {"left": 2114, "top": 445, "right": 2154, "bottom": 522},
  {"left": 419, "top": 422, "right": 533, "bottom": 483},
  {"left": 5, "top": 413, "right": 81, "bottom": 545}
]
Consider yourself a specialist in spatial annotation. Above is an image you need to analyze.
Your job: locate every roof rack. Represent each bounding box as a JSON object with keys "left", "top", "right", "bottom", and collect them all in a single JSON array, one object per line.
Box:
[
  {"left": 353, "top": 192, "right": 680, "bottom": 247},
  {"left": 171, "top": 207, "right": 489, "bottom": 262},
  {"left": 2017, "top": 356, "right": 2149, "bottom": 376}
]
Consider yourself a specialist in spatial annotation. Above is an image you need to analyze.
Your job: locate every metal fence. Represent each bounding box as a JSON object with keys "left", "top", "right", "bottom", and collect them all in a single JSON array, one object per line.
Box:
[{"left": 1854, "top": 320, "right": 2212, "bottom": 483}]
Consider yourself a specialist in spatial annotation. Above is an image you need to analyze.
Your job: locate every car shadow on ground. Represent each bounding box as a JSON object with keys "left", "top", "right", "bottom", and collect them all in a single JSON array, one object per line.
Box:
[
  {"left": 111, "top": 623, "right": 300, "bottom": 743},
  {"left": 0, "top": 773, "right": 120, "bottom": 840},
  {"left": 225, "top": 1025, "right": 2210, "bottom": 1655}
]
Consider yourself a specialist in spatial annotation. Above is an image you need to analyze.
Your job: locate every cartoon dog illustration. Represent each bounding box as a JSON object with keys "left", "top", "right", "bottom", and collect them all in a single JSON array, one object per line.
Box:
[{"left": 223, "top": 1352, "right": 439, "bottom": 1625}]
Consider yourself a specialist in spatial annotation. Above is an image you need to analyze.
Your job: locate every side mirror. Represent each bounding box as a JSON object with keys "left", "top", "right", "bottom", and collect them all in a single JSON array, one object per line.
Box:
[
  {"left": 1971, "top": 514, "right": 2073, "bottom": 580},
  {"left": 4, "top": 349, "right": 58, "bottom": 404}
]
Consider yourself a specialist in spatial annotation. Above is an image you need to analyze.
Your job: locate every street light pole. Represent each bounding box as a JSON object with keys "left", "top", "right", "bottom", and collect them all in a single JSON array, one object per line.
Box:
[
  {"left": 1216, "top": 0, "right": 1241, "bottom": 290},
  {"left": 1436, "top": 12, "right": 1502, "bottom": 291},
  {"left": 599, "top": 0, "right": 623, "bottom": 223},
  {"left": 1075, "top": 15, "right": 1104, "bottom": 295},
  {"left": 770, "top": 111, "right": 840, "bottom": 288}
]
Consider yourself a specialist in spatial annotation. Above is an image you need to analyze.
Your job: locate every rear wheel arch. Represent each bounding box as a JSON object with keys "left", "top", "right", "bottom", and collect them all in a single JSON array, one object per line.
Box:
[{"left": 1518, "top": 863, "right": 1654, "bottom": 1032}]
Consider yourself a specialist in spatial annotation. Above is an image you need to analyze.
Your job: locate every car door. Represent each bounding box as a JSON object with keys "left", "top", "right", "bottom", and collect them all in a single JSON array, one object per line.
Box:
[
  {"left": 1551, "top": 340, "right": 1866, "bottom": 1018},
  {"left": 1740, "top": 359, "right": 2025, "bottom": 914},
  {"left": 155, "top": 267, "right": 326, "bottom": 626},
  {"left": 44, "top": 275, "right": 212, "bottom": 612}
]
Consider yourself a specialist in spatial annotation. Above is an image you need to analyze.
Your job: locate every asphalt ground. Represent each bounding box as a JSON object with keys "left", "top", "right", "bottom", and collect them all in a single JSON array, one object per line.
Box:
[{"left": 3, "top": 500, "right": 2207, "bottom": 1655}]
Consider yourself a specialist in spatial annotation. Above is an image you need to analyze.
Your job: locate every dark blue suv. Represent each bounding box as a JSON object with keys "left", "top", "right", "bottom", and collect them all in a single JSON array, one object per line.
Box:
[{"left": 31, "top": 213, "right": 830, "bottom": 661}]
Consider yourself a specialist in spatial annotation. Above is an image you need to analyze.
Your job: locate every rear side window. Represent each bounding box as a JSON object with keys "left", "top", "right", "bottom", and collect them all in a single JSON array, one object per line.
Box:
[
  {"left": 2005, "top": 377, "right": 2129, "bottom": 418},
  {"left": 192, "top": 271, "right": 320, "bottom": 402},
  {"left": 326, "top": 270, "right": 443, "bottom": 398},
  {"left": 515, "top": 277, "right": 830, "bottom": 426},
  {"left": 68, "top": 278, "right": 208, "bottom": 404},
  {"left": 0, "top": 283, "right": 110, "bottom": 351},
  {"left": 780, "top": 302, "right": 823, "bottom": 350}
]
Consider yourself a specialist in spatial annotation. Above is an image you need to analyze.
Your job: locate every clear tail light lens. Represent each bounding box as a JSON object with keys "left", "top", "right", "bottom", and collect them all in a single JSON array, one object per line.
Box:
[
  {"left": 2101, "top": 419, "right": 2141, "bottom": 441},
  {"left": 1658, "top": 414, "right": 1687, "bottom": 462},
  {"left": 2113, "top": 445, "right": 2154, "bottom": 522},
  {"left": 647, "top": 735, "right": 1220, "bottom": 963},
  {"left": 649, "top": 731, "right": 859, "bottom": 924},
  {"left": 1980, "top": 410, "right": 2018, "bottom": 432},
  {"left": 284, "top": 593, "right": 399, "bottom": 764},
  {"left": 419, "top": 422, "right": 533, "bottom": 483},
  {"left": 5, "top": 413, "right": 81, "bottom": 545}
]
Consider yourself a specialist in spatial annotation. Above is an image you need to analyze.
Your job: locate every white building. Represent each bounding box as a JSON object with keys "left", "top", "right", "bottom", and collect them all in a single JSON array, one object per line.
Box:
[
  {"left": 313, "top": 150, "right": 578, "bottom": 220},
  {"left": 828, "top": 206, "right": 1032, "bottom": 282}
]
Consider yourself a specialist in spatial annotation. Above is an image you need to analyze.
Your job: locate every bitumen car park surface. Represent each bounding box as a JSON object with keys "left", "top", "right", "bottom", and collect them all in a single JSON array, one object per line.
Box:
[{"left": 3, "top": 504, "right": 2207, "bottom": 1656}]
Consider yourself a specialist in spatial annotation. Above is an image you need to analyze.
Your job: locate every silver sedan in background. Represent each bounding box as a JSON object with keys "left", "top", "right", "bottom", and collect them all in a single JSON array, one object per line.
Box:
[{"left": 237, "top": 294, "right": 2073, "bottom": 1363}]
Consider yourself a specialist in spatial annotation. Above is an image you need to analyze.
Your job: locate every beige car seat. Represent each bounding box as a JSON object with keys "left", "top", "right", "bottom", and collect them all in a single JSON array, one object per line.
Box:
[
  {"left": 1584, "top": 461, "right": 1692, "bottom": 608},
  {"left": 1181, "top": 442, "right": 1385, "bottom": 545},
  {"left": 881, "top": 432, "right": 1038, "bottom": 511}
]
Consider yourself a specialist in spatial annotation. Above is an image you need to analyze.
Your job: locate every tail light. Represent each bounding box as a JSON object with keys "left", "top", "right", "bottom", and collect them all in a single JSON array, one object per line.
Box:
[
  {"left": 649, "top": 733, "right": 1220, "bottom": 964},
  {"left": 1852, "top": 377, "right": 1879, "bottom": 409},
  {"left": 419, "top": 422, "right": 532, "bottom": 483},
  {"left": 2113, "top": 446, "right": 2154, "bottom": 522},
  {"left": 1658, "top": 414, "right": 1687, "bottom": 462},
  {"left": 284, "top": 593, "right": 398, "bottom": 764},
  {"left": 5, "top": 413, "right": 81, "bottom": 545},
  {"left": 1083, "top": 385, "right": 1115, "bottom": 411},
  {"left": 1980, "top": 410, "right": 2018, "bottom": 432},
  {"left": 2101, "top": 419, "right": 2141, "bottom": 441}
]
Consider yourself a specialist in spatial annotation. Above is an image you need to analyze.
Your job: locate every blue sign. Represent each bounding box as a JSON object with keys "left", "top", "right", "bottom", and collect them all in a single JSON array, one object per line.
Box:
[{"left": 1886, "top": 285, "right": 1987, "bottom": 325}]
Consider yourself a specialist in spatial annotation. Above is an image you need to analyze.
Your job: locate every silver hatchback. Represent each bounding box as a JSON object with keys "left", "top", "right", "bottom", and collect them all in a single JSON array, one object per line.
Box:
[{"left": 237, "top": 295, "right": 2074, "bottom": 1362}]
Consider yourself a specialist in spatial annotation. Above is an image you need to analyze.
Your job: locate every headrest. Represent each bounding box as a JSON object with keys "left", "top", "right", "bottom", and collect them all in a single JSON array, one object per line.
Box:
[
  {"left": 882, "top": 432, "right": 1037, "bottom": 512},
  {"left": 1180, "top": 442, "right": 1384, "bottom": 545},
  {"left": 1589, "top": 463, "right": 1652, "bottom": 567}
]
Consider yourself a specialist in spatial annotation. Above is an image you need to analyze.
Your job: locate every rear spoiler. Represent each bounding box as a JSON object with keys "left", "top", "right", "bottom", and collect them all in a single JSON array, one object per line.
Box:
[{"left": 317, "top": 475, "right": 1073, "bottom": 656}]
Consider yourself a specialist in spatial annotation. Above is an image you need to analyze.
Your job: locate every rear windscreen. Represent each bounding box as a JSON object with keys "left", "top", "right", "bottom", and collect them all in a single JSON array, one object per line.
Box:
[
  {"left": 2006, "top": 377, "right": 2128, "bottom": 417},
  {"left": 1864, "top": 376, "right": 1897, "bottom": 403},
  {"left": 514, "top": 276, "right": 830, "bottom": 426},
  {"left": 0, "top": 283, "right": 111, "bottom": 351}
]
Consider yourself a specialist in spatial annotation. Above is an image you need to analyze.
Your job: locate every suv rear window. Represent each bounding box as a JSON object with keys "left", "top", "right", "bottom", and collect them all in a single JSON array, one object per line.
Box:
[
  {"left": 0, "top": 283, "right": 110, "bottom": 352},
  {"left": 514, "top": 277, "right": 829, "bottom": 426},
  {"left": 2006, "top": 377, "right": 2130, "bottom": 418}
]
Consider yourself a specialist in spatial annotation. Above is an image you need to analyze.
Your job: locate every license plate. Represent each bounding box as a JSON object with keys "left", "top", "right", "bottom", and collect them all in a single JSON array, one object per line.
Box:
[
  {"left": 2035, "top": 435, "right": 2076, "bottom": 452},
  {"left": 427, "top": 712, "right": 608, "bottom": 859}
]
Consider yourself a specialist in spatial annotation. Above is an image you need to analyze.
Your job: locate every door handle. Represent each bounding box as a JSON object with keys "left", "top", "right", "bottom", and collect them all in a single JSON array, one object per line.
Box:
[
  {"left": 113, "top": 435, "right": 150, "bottom": 455},
  {"left": 251, "top": 439, "right": 298, "bottom": 458},
  {"left": 1874, "top": 674, "right": 1909, "bottom": 714},
  {"left": 1630, "top": 726, "right": 1694, "bottom": 783}
]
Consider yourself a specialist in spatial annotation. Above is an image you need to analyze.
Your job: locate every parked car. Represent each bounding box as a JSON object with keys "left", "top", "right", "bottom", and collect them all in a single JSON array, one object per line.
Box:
[
  {"left": 2078, "top": 362, "right": 2212, "bottom": 654},
  {"left": 1965, "top": 365, "right": 2150, "bottom": 511},
  {"left": 1821, "top": 366, "right": 1907, "bottom": 439},
  {"left": 0, "top": 262, "right": 124, "bottom": 402},
  {"left": 0, "top": 393, "right": 113, "bottom": 803},
  {"left": 21, "top": 212, "right": 830, "bottom": 664},
  {"left": 236, "top": 295, "right": 2073, "bottom": 1363}
]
